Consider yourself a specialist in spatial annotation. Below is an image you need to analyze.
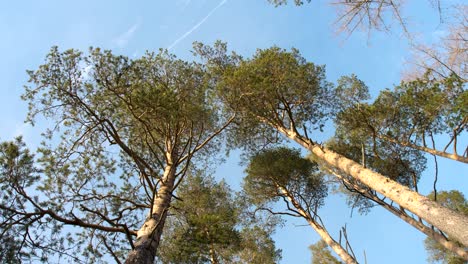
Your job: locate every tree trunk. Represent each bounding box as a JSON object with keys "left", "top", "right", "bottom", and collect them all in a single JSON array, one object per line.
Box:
[
  {"left": 277, "top": 186, "right": 357, "bottom": 264},
  {"left": 205, "top": 228, "right": 220, "bottom": 264},
  {"left": 272, "top": 124, "right": 468, "bottom": 247},
  {"left": 331, "top": 170, "right": 468, "bottom": 260},
  {"left": 209, "top": 246, "right": 219, "bottom": 264},
  {"left": 385, "top": 205, "right": 468, "bottom": 260},
  {"left": 125, "top": 164, "right": 176, "bottom": 264}
]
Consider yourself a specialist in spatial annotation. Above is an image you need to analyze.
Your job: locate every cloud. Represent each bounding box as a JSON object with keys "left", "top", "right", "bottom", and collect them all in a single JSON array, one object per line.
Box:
[
  {"left": 114, "top": 18, "right": 142, "bottom": 48},
  {"left": 168, "top": 0, "right": 228, "bottom": 50}
]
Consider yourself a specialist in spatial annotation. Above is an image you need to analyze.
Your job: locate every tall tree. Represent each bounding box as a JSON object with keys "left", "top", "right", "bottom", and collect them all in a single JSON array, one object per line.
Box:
[
  {"left": 267, "top": 0, "right": 414, "bottom": 36},
  {"left": 329, "top": 75, "right": 467, "bottom": 260},
  {"left": 424, "top": 190, "right": 468, "bottom": 264},
  {"left": 244, "top": 147, "right": 357, "bottom": 264},
  {"left": 18, "top": 47, "right": 234, "bottom": 263},
  {"left": 267, "top": 0, "right": 464, "bottom": 39},
  {"left": 195, "top": 42, "right": 468, "bottom": 248},
  {"left": 157, "top": 172, "right": 281, "bottom": 264},
  {"left": 404, "top": 5, "right": 467, "bottom": 82},
  {"left": 335, "top": 74, "right": 467, "bottom": 163},
  {"left": 321, "top": 165, "right": 468, "bottom": 260}
]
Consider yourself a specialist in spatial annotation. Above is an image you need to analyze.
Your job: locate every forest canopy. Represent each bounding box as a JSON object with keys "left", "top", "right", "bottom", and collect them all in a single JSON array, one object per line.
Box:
[{"left": 0, "top": 0, "right": 467, "bottom": 263}]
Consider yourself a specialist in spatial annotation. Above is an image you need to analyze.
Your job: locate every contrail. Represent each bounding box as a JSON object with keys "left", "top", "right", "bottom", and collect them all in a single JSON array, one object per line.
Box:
[{"left": 168, "top": 0, "right": 228, "bottom": 50}]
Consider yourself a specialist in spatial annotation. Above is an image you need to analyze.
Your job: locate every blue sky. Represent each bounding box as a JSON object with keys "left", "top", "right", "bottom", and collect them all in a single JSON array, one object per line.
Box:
[{"left": 1, "top": 1, "right": 466, "bottom": 263}]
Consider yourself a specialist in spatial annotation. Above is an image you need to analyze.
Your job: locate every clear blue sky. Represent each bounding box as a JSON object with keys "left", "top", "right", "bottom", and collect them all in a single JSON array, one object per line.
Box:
[{"left": 1, "top": 1, "right": 466, "bottom": 263}]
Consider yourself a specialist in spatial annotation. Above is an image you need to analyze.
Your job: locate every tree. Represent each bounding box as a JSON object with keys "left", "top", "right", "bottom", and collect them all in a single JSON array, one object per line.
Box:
[
  {"left": 267, "top": 0, "right": 465, "bottom": 38},
  {"left": 424, "top": 190, "right": 468, "bottom": 264},
  {"left": 244, "top": 147, "right": 358, "bottom": 264},
  {"left": 309, "top": 240, "right": 341, "bottom": 264},
  {"left": 320, "top": 162, "right": 468, "bottom": 260},
  {"left": 195, "top": 42, "right": 468, "bottom": 249},
  {"left": 404, "top": 6, "right": 467, "bottom": 82},
  {"left": 268, "top": 0, "right": 467, "bottom": 89},
  {"left": 157, "top": 172, "right": 281, "bottom": 264},
  {"left": 329, "top": 75, "right": 467, "bottom": 259},
  {"left": 16, "top": 47, "right": 234, "bottom": 263},
  {"left": 157, "top": 173, "right": 241, "bottom": 264},
  {"left": 234, "top": 225, "right": 282, "bottom": 264},
  {"left": 268, "top": 0, "right": 414, "bottom": 36},
  {"left": 335, "top": 74, "right": 467, "bottom": 164},
  {"left": 0, "top": 137, "right": 39, "bottom": 263}
]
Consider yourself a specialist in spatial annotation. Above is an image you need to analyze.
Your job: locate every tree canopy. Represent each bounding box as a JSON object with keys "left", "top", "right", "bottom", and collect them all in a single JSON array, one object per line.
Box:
[
  {"left": 1, "top": 38, "right": 466, "bottom": 263},
  {"left": 244, "top": 147, "right": 357, "bottom": 263},
  {"left": 15, "top": 46, "right": 235, "bottom": 263},
  {"left": 157, "top": 172, "right": 281, "bottom": 264}
]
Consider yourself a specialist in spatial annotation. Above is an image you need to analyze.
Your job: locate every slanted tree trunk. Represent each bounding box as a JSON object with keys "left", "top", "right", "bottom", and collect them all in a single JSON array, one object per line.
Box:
[
  {"left": 125, "top": 162, "right": 176, "bottom": 264},
  {"left": 271, "top": 124, "right": 468, "bottom": 247},
  {"left": 330, "top": 170, "right": 468, "bottom": 260},
  {"left": 277, "top": 186, "right": 357, "bottom": 264},
  {"left": 377, "top": 134, "right": 468, "bottom": 164}
]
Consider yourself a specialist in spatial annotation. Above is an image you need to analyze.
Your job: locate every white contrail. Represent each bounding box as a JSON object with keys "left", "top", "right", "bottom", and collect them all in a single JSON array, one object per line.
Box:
[
  {"left": 114, "top": 18, "right": 142, "bottom": 48},
  {"left": 168, "top": 0, "right": 228, "bottom": 50}
]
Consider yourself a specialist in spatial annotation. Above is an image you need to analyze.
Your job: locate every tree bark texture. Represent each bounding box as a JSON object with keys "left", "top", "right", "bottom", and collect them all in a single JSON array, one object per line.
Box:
[
  {"left": 272, "top": 125, "right": 468, "bottom": 248},
  {"left": 332, "top": 170, "right": 468, "bottom": 260},
  {"left": 125, "top": 164, "right": 175, "bottom": 264}
]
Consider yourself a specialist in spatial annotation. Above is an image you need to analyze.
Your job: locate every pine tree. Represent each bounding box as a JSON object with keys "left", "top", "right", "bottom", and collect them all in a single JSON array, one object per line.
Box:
[
  {"left": 244, "top": 147, "right": 357, "bottom": 263},
  {"left": 157, "top": 172, "right": 281, "bottom": 264},
  {"left": 18, "top": 47, "right": 234, "bottom": 263},
  {"left": 194, "top": 42, "right": 468, "bottom": 248}
]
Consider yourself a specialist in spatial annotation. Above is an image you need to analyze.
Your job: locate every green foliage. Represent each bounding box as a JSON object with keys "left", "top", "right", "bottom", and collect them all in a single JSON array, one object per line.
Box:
[
  {"left": 158, "top": 173, "right": 240, "bottom": 263},
  {"left": 235, "top": 226, "right": 282, "bottom": 264},
  {"left": 244, "top": 147, "right": 327, "bottom": 214},
  {"left": 334, "top": 74, "right": 370, "bottom": 110},
  {"left": 11, "top": 45, "right": 232, "bottom": 262},
  {"left": 330, "top": 74, "right": 452, "bottom": 213},
  {"left": 0, "top": 137, "right": 38, "bottom": 263},
  {"left": 309, "top": 240, "right": 341, "bottom": 264},
  {"left": 335, "top": 72, "right": 466, "bottom": 157},
  {"left": 375, "top": 74, "right": 466, "bottom": 138},
  {"left": 327, "top": 128, "right": 427, "bottom": 213},
  {"left": 157, "top": 173, "right": 281, "bottom": 264},
  {"left": 428, "top": 190, "right": 468, "bottom": 216},
  {"left": 195, "top": 43, "right": 335, "bottom": 152},
  {"left": 222, "top": 47, "right": 332, "bottom": 129},
  {"left": 424, "top": 190, "right": 468, "bottom": 264}
]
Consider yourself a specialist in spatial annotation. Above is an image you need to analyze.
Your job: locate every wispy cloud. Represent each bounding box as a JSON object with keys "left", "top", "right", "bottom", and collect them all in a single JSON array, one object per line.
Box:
[
  {"left": 114, "top": 18, "right": 142, "bottom": 48},
  {"left": 168, "top": 0, "right": 228, "bottom": 50}
]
